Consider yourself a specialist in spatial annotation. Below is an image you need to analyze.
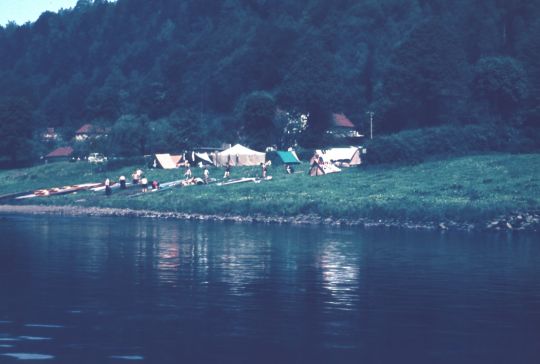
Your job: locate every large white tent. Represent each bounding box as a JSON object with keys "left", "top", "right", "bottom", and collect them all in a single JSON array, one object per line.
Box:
[
  {"left": 215, "top": 144, "right": 266, "bottom": 166},
  {"left": 314, "top": 147, "right": 362, "bottom": 166}
]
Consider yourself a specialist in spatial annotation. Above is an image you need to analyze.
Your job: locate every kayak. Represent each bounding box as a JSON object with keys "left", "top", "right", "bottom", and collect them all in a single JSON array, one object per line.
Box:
[
  {"left": 0, "top": 191, "right": 35, "bottom": 201},
  {"left": 254, "top": 176, "right": 273, "bottom": 183},
  {"left": 217, "top": 176, "right": 272, "bottom": 186},
  {"left": 217, "top": 177, "right": 257, "bottom": 186},
  {"left": 15, "top": 183, "right": 102, "bottom": 200}
]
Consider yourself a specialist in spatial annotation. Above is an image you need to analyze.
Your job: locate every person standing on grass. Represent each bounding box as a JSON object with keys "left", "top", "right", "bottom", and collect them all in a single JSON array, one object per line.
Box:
[
  {"left": 132, "top": 170, "right": 139, "bottom": 185},
  {"left": 261, "top": 162, "right": 268, "bottom": 179},
  {"left": 119, "top": 175, "right": 126, "bottom": 189},
  {"left": 223, "top": 162, "right": 231, "bottom": 179},
  {"left": 105, "top": 178, "right": 112, "bottom": 196},
  {"left": 203, "top": 167, "right": 209, "bottom": 184},
  {"left": 141, "top": 176, "right": 148, "bottom": 192},
  {"left": 286, "top": 164, "right": 294, "bottom": 174},
  {"left": 184, "top": 164, "right": 192, "bottom": 179}
]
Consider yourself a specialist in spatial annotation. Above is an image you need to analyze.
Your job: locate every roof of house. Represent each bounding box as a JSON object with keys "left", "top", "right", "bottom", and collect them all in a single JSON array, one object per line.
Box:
[
  {"left": 76, "top": 124, "right": 109, "bottom": 134},
  {"left": 46, "top": 146, "right": 74, "bottom": 158},
  {"left": 332, "top": 113, "right": 355, "bottom": 128},
  {"left": 76, "top": 124, "right": 93, "bottom": 134}
]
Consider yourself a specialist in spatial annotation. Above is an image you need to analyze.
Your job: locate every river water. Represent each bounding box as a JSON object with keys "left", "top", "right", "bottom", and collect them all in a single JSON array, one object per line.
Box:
[{"left": 0, "top": 215, "right": 538, "bottom": 363}]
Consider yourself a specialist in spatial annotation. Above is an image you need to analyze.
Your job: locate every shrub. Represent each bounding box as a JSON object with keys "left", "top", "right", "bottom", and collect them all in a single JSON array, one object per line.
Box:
[{"left": 365, "top": 124, "right": 540, "bottom": 165}]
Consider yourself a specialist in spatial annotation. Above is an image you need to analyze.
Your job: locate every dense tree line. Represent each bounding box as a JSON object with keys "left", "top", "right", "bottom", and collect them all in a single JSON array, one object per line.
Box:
[{"left": 0, "top": 0, "right": 539, "bottom": 163}]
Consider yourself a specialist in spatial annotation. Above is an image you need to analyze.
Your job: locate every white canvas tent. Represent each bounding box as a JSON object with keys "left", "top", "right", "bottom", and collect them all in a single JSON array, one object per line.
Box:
[
  {"left": 308, "top": 162, "right": 341, "bottom": 176},
  {"left": 315, "top": 147, "right": 362, "bottom": 167},
  {"left": 215, "top": 144, "right": 266, "bottom": 166},
  {"left": 154, "top": 154, "right": 178, "bottom": 169},
  {"left": 187, "top": 151, "right": 214, "bottom": 166}
]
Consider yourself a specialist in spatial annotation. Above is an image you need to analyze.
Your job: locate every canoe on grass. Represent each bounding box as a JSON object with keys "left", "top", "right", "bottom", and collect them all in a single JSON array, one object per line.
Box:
[
  {"left": 217, "top": 176, "right": 272, "bottom": 186},
  {"left": 254, "top": 176, "right": 273, "bottom": 183},
  {"left": 0, "top": 191, "right": 35, "bottom": 201},
  {"left": 15, "top": 183, "right": 102, "bottom": 200},
  {"left": 216, "top": 177, "right": 257, "bottom": 186}
]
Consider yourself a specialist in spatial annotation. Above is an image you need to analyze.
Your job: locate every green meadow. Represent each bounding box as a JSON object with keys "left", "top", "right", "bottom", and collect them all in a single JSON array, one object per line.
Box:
[{"left": 1, "top": 153, "right": 539, "bottom": 224}]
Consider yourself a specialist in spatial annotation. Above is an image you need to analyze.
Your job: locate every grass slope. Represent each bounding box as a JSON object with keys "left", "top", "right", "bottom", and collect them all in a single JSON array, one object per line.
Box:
[{"left": 1, "top": 154, "right": 539, "bottom": 223}]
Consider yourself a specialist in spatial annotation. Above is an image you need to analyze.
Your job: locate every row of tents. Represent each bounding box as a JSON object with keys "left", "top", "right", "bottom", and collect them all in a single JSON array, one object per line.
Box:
[
  {"left": 153, "top": 144, "right": 364, "bottom": 175},
  {"left": 153, "top": 144, "right": 297, "bottom": 169}
]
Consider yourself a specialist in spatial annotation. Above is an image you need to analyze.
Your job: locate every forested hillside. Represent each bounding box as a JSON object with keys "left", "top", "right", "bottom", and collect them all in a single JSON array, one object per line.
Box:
[{"left": 0, "top": 0, "right": 539, "bottom": 163}]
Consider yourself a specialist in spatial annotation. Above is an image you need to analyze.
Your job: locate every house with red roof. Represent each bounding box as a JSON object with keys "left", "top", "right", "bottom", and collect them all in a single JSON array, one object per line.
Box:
[
  {"left": 41, "top": 127, "right": 59, "bottom": 142},
  {"left": 326, "top": 113, "right": 363, "bottom": 139},
  {"left": 45, "top": 146, "right": 74, "bottom": 162},
  {"left": 75, "top": 123, "right": 109, "bottom": 141}
]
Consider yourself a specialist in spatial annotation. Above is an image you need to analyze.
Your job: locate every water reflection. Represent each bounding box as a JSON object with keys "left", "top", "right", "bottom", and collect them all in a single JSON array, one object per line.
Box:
[
  {"left": 0, "top": 216, "right": 539, "bottom": 363},
  {"left": 320, "top": 240, "right": 360, "bottom": 309}
]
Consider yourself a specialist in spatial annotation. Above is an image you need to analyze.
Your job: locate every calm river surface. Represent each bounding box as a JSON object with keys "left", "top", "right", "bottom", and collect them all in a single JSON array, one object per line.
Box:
[{"left": 0, "top": 215, "right": 539, "bottom": 363}]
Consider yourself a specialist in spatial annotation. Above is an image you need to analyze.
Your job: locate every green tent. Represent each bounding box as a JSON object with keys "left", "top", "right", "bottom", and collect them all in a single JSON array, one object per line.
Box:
[{"left": 276, "top": 151, "right": 301, "bottom": 164}]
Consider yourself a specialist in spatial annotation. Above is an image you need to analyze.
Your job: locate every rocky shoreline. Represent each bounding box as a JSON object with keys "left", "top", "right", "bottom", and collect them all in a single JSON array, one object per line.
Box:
[{"left": 1, "top": 204, "right": 538, "bottom": 232}]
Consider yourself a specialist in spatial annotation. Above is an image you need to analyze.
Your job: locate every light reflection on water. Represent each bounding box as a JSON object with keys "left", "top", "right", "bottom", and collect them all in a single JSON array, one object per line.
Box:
[
  {"left": 320, "top": 240, "right": 360, "bottom": 310},
  {"left": 0, "top": 215, "right": 539, "bottom": 363}
]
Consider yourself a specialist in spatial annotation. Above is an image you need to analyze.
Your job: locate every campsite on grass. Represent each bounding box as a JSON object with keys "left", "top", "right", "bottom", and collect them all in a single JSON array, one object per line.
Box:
[
  {"left": 2, "top": 151, "right": 538, "bottom": 232},
  {"left": 0, "top": 143, "right": 367, "bottom": 203}
]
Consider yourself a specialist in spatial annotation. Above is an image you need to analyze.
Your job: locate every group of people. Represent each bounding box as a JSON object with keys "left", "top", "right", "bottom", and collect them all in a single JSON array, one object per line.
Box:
[
  {"left": 184, "top": 160, "right": 283, "bottom": 182},
  {"left": 103, "top": 160, "right": 295, "bottom": 196},
  {"left": 104, "top": 173, "right": 131, "bottom": 196},
  {"left": 183, "top": 162, "right": 211, "bottom": 184},
  {"left": 104, "top": 169, "right": 160, "bottom": 196}
]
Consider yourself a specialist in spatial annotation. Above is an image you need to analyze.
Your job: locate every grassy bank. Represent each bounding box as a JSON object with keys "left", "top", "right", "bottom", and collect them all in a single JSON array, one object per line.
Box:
[{"left": 1, "top": 153, "right": 539, "bottom": 225}]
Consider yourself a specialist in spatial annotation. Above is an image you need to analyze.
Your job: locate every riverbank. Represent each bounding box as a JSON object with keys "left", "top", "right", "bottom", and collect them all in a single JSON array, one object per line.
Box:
[
  {"left": 1, "top": 153, "right": 539, "bottom": 231},
  {"left": 1, "top": 204, "right": 538, "bottom": 232}
]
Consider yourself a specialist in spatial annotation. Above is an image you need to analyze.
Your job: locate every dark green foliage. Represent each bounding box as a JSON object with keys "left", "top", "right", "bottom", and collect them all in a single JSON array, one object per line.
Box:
[
  {"left": 365, "top": 124, "right": 540, "bottom": 165},
  {"left": 0, "top": 98, "right": 34, "bottom": 163},
  {"left": 298, "top": 104, "right": 332, "bottom": 148},
  {"left": 110, "top": 114, "right": 149, "bottom": 156},
  {"left": 473, "top": 56, "right": 528, "bottom": 119},
  {"left": 377, "top": 18, "right": 470, "bottom": 131},
  {"left": 0, "top": 0, "right": 540, "bottom": 166},
  {"left": 237, "top": 91, "right": 277, "bottom": 149}
]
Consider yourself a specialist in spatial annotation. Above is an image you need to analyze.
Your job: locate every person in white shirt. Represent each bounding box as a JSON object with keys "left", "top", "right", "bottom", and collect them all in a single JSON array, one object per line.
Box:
[
  {"left": 203, "top": 167, "right": 209, "bottom": 184},
  {"left": 119, "top": 175, "right": 126, "bottom": 189},
  {"left": 105, "top": 178, "right": 112, "bottom": 196},
  {"left": 141, "top": 177, "right": 148, "bottom": 192}
]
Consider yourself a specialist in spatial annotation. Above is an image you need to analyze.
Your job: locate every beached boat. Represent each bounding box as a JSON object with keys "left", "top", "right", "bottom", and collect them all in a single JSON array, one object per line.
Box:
[
  {"left": 15, "top": 183, "right": 102, "bottom": 200},
  {"left": 216, "top": 176, "right": 271, "bottom": 186}
]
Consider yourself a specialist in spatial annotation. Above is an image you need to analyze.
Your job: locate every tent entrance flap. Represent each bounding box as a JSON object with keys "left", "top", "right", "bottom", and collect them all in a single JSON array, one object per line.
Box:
[{"left": 195, "top": 152, "right": 214, "bottom": 165}]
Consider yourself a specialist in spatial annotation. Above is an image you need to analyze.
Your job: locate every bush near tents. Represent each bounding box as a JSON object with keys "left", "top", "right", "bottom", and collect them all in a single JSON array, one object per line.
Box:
[{"left": 364, "top": 124, "right": 540, "bottom": 165}]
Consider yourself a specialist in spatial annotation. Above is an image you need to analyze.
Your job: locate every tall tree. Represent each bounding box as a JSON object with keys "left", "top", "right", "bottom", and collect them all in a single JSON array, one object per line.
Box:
[
  {"left": 377, "top": 18, "right": 470, "bottom": 132},
  {"left": 109, "top": 114, "right": 149, "bottom": 156},
  {"left": 238, "top": 91, "right": 277, "bottom": 149},
  {"left": 0, "top": 98, "right": 34, "bottom": 163},
  {"left": 473, "top": 56, "right": 528, "bottom": 121}
]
